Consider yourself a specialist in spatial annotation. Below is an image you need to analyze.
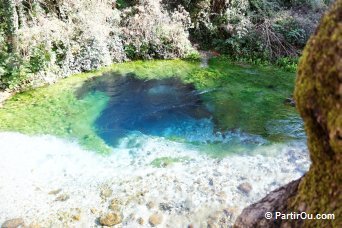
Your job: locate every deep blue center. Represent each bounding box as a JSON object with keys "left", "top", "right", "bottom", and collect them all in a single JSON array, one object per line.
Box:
[{"left": 77, "top": 73, "right": 213, "bottom": 146}]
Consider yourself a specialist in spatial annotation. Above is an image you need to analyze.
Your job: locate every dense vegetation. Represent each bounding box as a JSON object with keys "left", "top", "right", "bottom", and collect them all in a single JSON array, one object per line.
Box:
[{"left": 0, "top": 0, "right": 331, "bottom": 91}]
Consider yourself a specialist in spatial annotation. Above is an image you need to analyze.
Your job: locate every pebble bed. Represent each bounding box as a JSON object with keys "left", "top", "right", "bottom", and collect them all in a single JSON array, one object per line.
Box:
[{"left": 0, "top": 132, "right": 310, "bottom": 227}]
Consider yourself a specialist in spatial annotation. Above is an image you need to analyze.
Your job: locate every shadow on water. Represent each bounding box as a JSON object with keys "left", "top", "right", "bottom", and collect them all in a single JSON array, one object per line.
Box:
[{"left": 77, "top": 72, "right": 213, "bottom": 146}]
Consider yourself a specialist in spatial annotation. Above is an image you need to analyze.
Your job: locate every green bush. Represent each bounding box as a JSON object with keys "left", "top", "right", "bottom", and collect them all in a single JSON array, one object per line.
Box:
[
  {"left": 275, "top": 56, "right": 298, "bottom": 72},
  {"left": 0, "top": 51, "right": 29, "bottom": 90},
  {"left": 273, "top": 18, "right": 307, "bottom": 47},
  {"left": 183, "top": 51, "right": 201, "bottom": 62},
  {"left": 28, "top": 45, "right": 51, "bottom": 73}
]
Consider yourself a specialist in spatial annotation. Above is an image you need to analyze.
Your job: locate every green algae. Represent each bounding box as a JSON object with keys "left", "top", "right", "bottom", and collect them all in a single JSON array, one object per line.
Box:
[
  {"left": 189, "top": 57, "right": 301, "bottom": 141},
  {"left": 0, "top": 82, "right": 111, "bottom": 153},
  {"left": 0, "top": 57, "right": 301, "bottom": 153},
  {"left": 150, "top": 156, "right": 191, "bottom": 168},
  {"left": 0, "top": 59, "right": 197, "bottom": 153}
]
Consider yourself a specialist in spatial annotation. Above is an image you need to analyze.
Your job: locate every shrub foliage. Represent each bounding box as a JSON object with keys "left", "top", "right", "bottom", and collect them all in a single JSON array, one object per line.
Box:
[{"left": 0, "top": 0, "right": 330, "bottom": 90}]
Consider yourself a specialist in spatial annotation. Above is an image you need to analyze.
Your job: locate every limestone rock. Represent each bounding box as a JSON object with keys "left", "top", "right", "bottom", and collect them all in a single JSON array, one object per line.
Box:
[
  {"left": 237, "top": 182, "right": 252, "bottom": 194},
  {"left": 148, "top": 213, "right": 163, "bottom": 226},
  {"left": 99, "top": 212, "right": 122, "bottom": 226},
  {"left": 90, "top": 208, "right": 98, "bottom": 214},
  {"left": 72, "top": 214, "right": 81, "bottom": 221},
  {"left": 55, "top": 194, "right": 70, "bottom": 202},
  {"left": 1, "top": 218, "right": 25, "bottom": 228},
  {"left": 48, "top": 189, "right": 62, "bottom": 195},
  {"left": 234, "top": 178, "right": 301, "bottom": 227},
  {"left": 100, "top": 187, "right": 113, "bottom": 200},
  {"left": 137, "top": 217, "right": 144, "bottom": 225},
  {"left": 28, "top": 222, "right": 40, "bottom": 228},
  {"left": 159, "top": 202, "right": 172, "bottom": 211},
  {"left": 109, "top": 198, "right": 121, "bottom": 211},
  {"left": 146, "top": 201, "right": 155, "bottom": 209}
]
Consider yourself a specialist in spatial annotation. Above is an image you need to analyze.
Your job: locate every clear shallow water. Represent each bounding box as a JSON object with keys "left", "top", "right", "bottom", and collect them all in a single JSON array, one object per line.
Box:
[
  {"left": 0, "top": 132, "right": 310, "bottom": 227},
  {"left": 0, "top": 60, "right": 310, "bottom": 226}
]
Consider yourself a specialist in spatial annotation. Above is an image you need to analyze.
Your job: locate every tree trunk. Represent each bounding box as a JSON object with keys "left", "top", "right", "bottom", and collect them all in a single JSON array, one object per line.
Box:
[
  {"left": 234, "top": 0, "right": 342, "bottom": 227},
  {"left": 4, "top": 0, "right": 19, "bottom": 54}
]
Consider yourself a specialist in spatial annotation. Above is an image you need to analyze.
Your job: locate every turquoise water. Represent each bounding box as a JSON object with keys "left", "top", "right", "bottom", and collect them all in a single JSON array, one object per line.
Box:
[
  {"left": 0, "top": 58, "right": 306, "bottom": 156},
  {"left": 75, "top": 70, "right": 305, "bottom": 156}
]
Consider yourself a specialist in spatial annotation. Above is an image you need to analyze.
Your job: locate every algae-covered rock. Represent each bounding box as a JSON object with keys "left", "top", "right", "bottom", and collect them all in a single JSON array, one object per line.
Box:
[
  {"left": 235, "top": 1, "right": 341, "bottom": 227},
  {"left": 99, "top": 212, "right": 122, "bottom": 226}
]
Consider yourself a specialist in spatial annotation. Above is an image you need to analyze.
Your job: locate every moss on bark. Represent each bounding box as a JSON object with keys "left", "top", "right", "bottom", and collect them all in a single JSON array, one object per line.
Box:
[
  {"left": 291, "top": 0, "right": 341, "bottom": 226},
  {"left": 234, "top": 1, "right": 341, "bottom": 227}
]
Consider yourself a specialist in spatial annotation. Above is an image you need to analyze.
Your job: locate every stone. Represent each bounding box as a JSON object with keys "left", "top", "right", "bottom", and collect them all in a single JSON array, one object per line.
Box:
[
  {"left": 208, "top": 178, "right": 214, "bottom": 186},
  {"left": 217, "top": 191, "right": 227, "bottom": 200},
  {"left": 146, "top": 201, "right": 155, "bottom": 209},
  {"left": 100, "top": 187, "right": 113, "bottom": 200},
  {"left": 148, "top": 213, "right": 163, "bottom": 226},
  {"left": 0, "top": 91, "right": 12, "bottom": 107},
  {"left": 90, "top": 208, "right": 98, "bottom": 214},
  {"left": 207, "top": 220, "right": 218, "bottom": 228},
  {"left": 1, "top": 218, "right": 25, "bottom": 228},
  {"left": 184, "top": 198, "right": 194, "bottom": 211},
  {"left": 99, "top": 212, "right": 122, "bottom": 226},
  {"left": 237, "top": 182, "right": 252, "bottom": 194},
  {"left": 137, "top": 217, "right": 144, "bottom": 225},
  {"left": 29, "top": 222, "right": 40, "bottom": 228},
  {"left": 234, "top": 179, "right": 301, "bottom": 227},
  {"left": 223, "top": 207, "right": 238, "bottom": 220},
  {"left": 48, "top": 189, "right": 62, "bottom": 195},
  {"left": 109, "top": 198, "right": 121, "bottom": 211},
  {"left": 159, "top": 202, "right": 172, "bottom": 211},
  {"left": 72, "top": 214, "right": 81, "bottom": 221},
  {"left": 284, "top": 97, "right": 296, "bottom": 107},
  {"left": 55, "top": 194, "right": 70, "bottom": 202}
]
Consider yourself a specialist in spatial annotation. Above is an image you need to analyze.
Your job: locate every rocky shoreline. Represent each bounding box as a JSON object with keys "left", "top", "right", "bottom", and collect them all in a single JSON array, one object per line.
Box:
[
  {"left": 0, "top": 133, "right": 310, "bottom": 227},
  {"left": 0, "top": 91, "right": 12, "bottom": 108}
]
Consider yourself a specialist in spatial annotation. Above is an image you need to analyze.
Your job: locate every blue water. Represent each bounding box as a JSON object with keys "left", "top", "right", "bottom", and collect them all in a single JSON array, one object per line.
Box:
[
  {"left": 77, "top": 73, "right": 216, "bottom": 146},
  {"left": 76, "top": 72, "right": 304, "bottom": 152}
]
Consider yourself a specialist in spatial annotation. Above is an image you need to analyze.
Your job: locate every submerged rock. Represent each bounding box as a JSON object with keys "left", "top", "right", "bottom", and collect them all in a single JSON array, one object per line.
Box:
[
  {"left": 109, "top": 198, "right": 121, "bottom": 211},
  {"left": 48, "top": 189, "right": 62, "bottom": 195},
  {"left": 137, "top": 217, "right": 144, "bottom": 225},
  {"left": 237, "top": 182, "right": 253, "bottom": 194},
  {"left": 148, "top": 213, "right": 163, "bottom": 226},
  {"left": 55, "top": 194, "right": 70, "bottom": 202},
  {"left": 1, "top": 218, "right": 25, "bottom": 228},
  {"left": 146, "top": 201, "right": 156, "bottom": 209},
  {"left": 100, "top": 187, "right": 113, "bottom": 200},
  {"left": 284, "top": 97, "right": 296, "bottom": 107},
  {"left": 28, "top": 222, "right": 40, "bottom": 228},
  {"left": 99, "top": 212, "right": 122, "bottom": 226},
  {"left": 159, "top": 202, "right": 172, "bottom": 211}
]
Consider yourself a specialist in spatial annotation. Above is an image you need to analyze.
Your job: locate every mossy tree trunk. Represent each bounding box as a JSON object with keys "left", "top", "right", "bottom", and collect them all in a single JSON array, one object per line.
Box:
[
  {"left": 3, "top": 0, "right": 19, "bottom": 54},
  {"left": 235, "top": 0, "right": 341, "bottom": 227},
  {"left": 291, "top": 0, "right": 341, "bottom": 226}
]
